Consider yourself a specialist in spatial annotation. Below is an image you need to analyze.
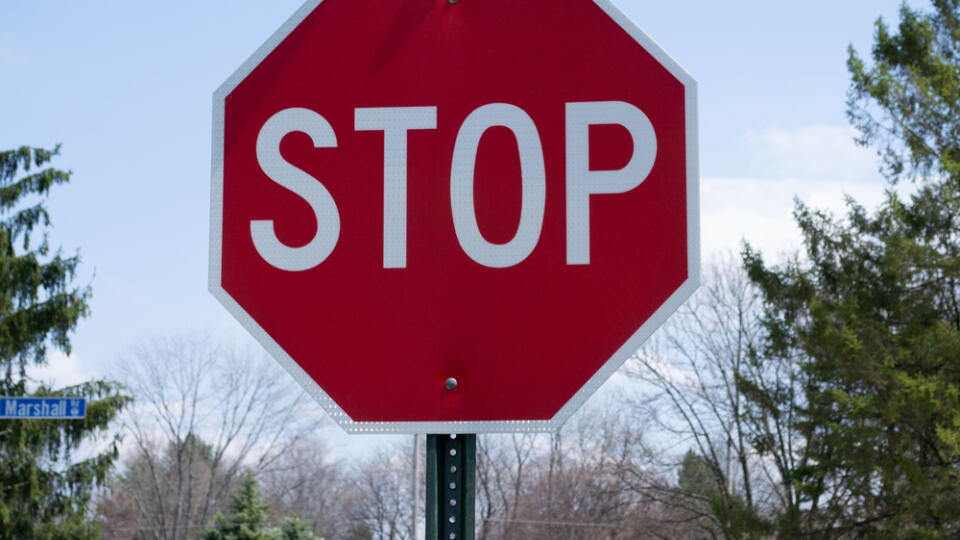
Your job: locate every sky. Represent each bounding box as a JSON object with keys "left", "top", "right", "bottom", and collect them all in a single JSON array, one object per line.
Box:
[{"left": 0, "top": 0, "right": 929, "bottom": 450}]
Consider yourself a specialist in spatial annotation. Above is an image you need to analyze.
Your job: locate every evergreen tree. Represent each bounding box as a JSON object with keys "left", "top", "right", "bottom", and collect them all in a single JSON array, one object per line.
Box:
[
  {"left": 202, "top": 471, "right": 322, "bottom": 540},
  {"left": 675, "top": 450, "right": 768, "bottom": 538},
  {"left": 743, "top": 2, "right": 960, "bottom": 535},
  {"left": 677, "top": 450, "right": 718, "bottom": 500},
  {"left": 675, "top": 450, "right": 722, "bottom": 535},
  {"left": 0, "top": 145, "right": 129, "bottom": 538},
  {"left": 277, "top": 517, "right": 320, "bottom": 540},
  {"left": 203, "top": 470, "right": 275, "bottom": 540}
]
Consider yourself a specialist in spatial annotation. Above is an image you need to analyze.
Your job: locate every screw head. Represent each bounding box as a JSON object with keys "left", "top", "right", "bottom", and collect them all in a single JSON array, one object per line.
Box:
[{"left": 445, "top": 377, "right": 458, "bottom": 390}]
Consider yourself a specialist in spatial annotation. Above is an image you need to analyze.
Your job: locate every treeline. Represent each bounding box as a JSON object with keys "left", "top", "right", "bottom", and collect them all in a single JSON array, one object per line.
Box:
[
  {"left": 90, "top": 339, "right": 737, "bottom": 540},
  {"left": 87, "top": 334, "right": 684, "bottom": 539}
]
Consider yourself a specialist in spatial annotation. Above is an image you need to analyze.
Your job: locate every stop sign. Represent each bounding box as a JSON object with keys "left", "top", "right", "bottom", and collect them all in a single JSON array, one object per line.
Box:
[{"left": 210, "top": 0, "right": 698, "bottom": 433}]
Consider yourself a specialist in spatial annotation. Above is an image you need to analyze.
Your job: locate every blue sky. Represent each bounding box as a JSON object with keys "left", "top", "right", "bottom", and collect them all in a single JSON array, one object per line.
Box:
[{"left": 0, "top": 1, "right": 927, "bottom": 430}]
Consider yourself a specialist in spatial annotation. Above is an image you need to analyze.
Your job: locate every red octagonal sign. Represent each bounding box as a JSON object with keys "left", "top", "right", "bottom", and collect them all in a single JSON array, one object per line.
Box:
[{"left": 210, "top": 0, "right": 699, "bottom": 433}]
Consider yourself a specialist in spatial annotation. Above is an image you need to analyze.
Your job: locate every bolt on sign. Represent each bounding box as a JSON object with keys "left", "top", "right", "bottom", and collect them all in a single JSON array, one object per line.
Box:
[{"left": 210, "top": 0, "right": 699, "bottom": 434}]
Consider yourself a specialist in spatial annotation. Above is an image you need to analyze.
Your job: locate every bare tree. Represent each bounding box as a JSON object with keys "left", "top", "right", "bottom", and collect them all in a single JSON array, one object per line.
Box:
[
  {"left": 514, "top": 409, "right": 646, "bottom": 540},
  {"left": 260, "top": 437, "right": 353, "bottom": 539},
  {"left": 475, "top": 407, "right": 687, "bottom": 540},
  {"left": 103, "top": 334, "right": 322, "bottom": 540},
  {"left": 476, "top": 432, "right": 538, "bottom": 540},
  {"left": 624, "top": 252, "right": 802, "bottom": 537},
  {"left": 345, "top": 441, "right": 418, "bottom": 540}
]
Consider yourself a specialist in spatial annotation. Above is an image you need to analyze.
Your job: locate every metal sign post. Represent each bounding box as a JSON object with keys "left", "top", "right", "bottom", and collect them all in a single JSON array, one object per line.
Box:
[
  {"left": 426, "top": 434, "right": 475, "bottom": 540},
  {"left": 412, "top": 434, "right": 423, "bottom": 539}
]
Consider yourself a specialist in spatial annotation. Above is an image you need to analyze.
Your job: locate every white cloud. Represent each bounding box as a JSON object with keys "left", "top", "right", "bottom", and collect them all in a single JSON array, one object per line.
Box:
[
  {"left": 703, "top": 124, "right": 900, "bottom": 261},
  {"left": 28, "top": 350, "right": 92, "bottom": 389},
  {"left": 701, "top": 176, "right": 888, "bottom": 260},
  {"left": 745, "top": 125, "right": 879, "bottom": 182}
]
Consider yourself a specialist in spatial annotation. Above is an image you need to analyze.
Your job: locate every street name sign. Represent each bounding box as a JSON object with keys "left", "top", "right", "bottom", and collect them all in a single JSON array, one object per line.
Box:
[
  {"left": 210, "top": 0, "right": 699, "bottom": 433},
  {"left": 0, "top": 397, "right": 86, "bottom": 419}
]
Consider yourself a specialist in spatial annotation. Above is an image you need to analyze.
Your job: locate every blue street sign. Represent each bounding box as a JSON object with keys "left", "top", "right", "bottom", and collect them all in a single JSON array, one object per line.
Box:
[{"left": 0, "top": 397, "right": 86, "bottom": 419}]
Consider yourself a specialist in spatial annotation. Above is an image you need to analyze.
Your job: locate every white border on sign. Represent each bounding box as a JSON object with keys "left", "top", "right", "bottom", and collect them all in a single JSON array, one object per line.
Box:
[{"left": 209, "top": 0, "right": 700, "bottom": 434}]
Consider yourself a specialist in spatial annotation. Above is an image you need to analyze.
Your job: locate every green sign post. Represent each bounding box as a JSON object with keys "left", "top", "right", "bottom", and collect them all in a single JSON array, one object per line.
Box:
[{"left": 426, "top": 435, "right": 476, "bottom": 540}]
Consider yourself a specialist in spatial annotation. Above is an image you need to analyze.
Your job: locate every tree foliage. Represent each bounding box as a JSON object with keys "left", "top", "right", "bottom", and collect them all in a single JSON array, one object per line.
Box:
[
  {"left": 202, "top": 470, "right": 320, "bottom": 540},
  {"left": 742, "top": 2, "right": 960, "bottom": 536},
  {"left": 203, "top": 470, "right": 274, "bottom": 540},
  {"left": 0, "top": 145, "right": 129, "bottom": 538},
  {"left": 847, "top": 0, "right": 960, "bottom": 183},
  {"left": 276, "top": 517, "right": 320, "bottom": 540}
]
